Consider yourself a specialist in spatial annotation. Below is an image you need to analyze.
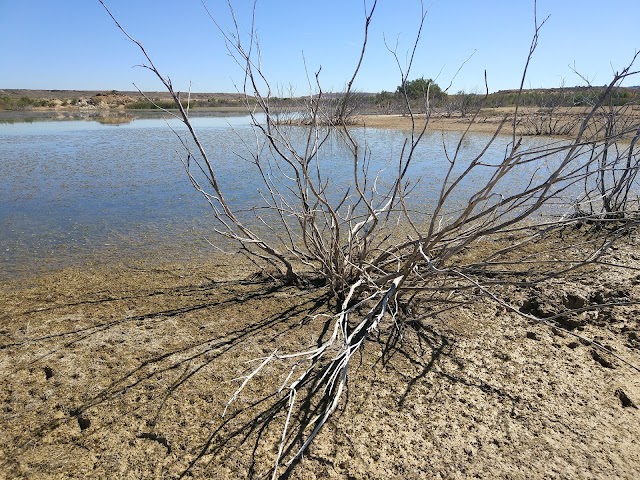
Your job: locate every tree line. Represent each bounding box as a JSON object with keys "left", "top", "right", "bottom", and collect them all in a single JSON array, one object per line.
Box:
[{"left": 372, "top": 77, "right": 640, "bottom": 114}]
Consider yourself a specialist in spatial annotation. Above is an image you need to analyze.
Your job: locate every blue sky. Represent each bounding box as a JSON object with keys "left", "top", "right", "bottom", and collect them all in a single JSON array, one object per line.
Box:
[{"left": 1, "top": 0, "right": 638, "bottom": 94}]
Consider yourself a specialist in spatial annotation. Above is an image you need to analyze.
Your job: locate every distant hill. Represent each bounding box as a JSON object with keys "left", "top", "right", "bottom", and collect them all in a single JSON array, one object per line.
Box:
[
  {"left": 1, "top": 86, "right": 639, "bottom": 112},
  {"left": 0, "top": 89, "right": 250, "bottom": 111},
  {"left": 0, "top": 89, "right": 246, "bottom": 101}
]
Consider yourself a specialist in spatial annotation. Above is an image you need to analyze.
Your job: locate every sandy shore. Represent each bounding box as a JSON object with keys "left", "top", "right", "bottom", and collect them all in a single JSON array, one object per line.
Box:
[
  {"left": 358, "top": 105, "right": 640, "bottom": 137},
  {"left": 1, "top": 227, "right": 639, "bottom": 479},
  {"left": 358, "top": 112, "right": 514, "bottom": 134}
]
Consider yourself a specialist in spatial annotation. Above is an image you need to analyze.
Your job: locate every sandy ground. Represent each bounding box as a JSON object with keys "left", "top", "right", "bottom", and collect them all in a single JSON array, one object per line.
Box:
[
  {"left": 1, "top": 227, "right": 639, "bottom": 479},
  {"left": 357, "top": 106, "right": 640, "bottom": 137},
  {"left": 357, "top": 113, "right": 513, "bottom": 134}
]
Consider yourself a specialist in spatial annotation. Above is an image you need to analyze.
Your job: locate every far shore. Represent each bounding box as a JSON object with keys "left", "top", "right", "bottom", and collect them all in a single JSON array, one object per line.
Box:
[
  {"left": 2, "top": 86, "right": 638, "bottom": 136},
  {"left": 0, "top": 106, "right": 579, "bottom": 136},
  {"left": 3, "top": 103, "right": 639, "bottom": 139}
]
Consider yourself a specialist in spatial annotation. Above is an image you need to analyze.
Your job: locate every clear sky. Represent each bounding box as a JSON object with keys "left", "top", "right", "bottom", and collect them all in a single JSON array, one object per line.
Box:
[{"left": 1, "top": 0, "right": 638, "bottom": 94}]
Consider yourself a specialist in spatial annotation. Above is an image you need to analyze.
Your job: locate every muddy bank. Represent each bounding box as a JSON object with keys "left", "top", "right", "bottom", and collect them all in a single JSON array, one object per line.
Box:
[{"left": 1, "top": 231, "right": 639, "bottom": 479}]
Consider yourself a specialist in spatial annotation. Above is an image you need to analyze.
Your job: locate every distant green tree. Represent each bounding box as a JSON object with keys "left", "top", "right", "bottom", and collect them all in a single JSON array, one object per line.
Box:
[
  {"left": 396, "top": 77, "right": 444, "bottom": 100},
  {"left": 374, "top": 90, "right": 396, "bottom": 113}
]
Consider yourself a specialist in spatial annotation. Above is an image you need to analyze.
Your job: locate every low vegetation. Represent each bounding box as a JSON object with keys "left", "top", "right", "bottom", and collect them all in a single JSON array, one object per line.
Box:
[
  {"left": 3, "top": 83, "right": 638, "bottom": 123},
  {"left": 0, "top": 90, "right": 250, "bottom": 111},
  {"left": 0, "top": 95, "right": 57, "bottom": 110}
]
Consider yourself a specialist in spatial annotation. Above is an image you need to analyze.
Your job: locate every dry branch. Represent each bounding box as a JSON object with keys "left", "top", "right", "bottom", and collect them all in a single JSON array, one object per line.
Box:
[{"left": 100, "top": 0, "right": 640, "bottom": 476}]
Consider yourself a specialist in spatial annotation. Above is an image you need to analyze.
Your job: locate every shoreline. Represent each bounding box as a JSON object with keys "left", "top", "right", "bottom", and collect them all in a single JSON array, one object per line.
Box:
[
  {"left": 5, "top": 106, "right": 634, "bottom": 138},
  {"left": 1, "top": 106, "right": 635, "bottom": 284},
  {"left": 0, "top": 108, "right": 568, "bottom": 137},
  {"left": 1, "top": 228, "right": 639, "bottom": 478}
]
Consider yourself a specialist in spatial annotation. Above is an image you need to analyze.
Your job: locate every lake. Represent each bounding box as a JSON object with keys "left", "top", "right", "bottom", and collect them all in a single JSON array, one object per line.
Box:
[{"left": 0, "top": 113, "right": 575, "bottom": 281}]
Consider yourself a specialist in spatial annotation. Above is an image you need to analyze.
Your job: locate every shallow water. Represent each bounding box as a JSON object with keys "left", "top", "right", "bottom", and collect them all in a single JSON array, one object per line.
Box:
[{"left": 0, "top": 113, "right": 573, "bottom": 281}]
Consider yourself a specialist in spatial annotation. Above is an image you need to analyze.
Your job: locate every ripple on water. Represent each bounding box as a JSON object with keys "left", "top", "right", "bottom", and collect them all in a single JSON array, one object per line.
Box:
[{"left": 0, "top": 114, "right": 576, "bottom": 281}]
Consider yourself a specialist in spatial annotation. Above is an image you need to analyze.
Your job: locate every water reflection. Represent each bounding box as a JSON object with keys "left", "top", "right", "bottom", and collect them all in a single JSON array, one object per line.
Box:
[
  {"left": 0, "top": 110, "right": 134, "bottom": 125},
  {"left": 0, "top": 108, "right": 251, "bottom": 125},
  {"left": 0, "top": 114, "right": 573, "bottom": 281}
]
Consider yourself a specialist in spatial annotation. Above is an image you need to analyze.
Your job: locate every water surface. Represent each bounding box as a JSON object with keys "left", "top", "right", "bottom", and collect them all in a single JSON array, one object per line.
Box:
[{"left": 0, "top": 114, "right": 572, "bottom": 280}]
